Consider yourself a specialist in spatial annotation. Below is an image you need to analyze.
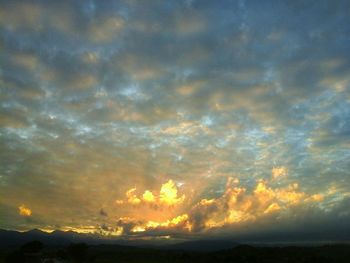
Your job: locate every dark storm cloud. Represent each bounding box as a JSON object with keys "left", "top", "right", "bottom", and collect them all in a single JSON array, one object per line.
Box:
[{"left": 0, "top": 0, "right": 350, "bottom": 240}]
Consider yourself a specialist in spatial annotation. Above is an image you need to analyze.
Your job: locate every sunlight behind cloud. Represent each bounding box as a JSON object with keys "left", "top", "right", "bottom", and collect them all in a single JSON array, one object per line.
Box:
[
  {"left": 159, "top": 180, "right": 185, "bottom": 206},
  {"left": 119, "top": 180, "right": 185, "bottom": 208}
]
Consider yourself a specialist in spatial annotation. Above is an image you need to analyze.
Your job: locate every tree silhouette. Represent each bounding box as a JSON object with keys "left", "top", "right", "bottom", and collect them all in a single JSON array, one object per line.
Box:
[
  {"left": 20, "top": 240, "right": 43, "bottom": 254},
  {"left": 6, "top": 240, "right": 43, "bottom": 263},
  {"left": 68, "top": 243, "right": 89, "bottom": 263}
]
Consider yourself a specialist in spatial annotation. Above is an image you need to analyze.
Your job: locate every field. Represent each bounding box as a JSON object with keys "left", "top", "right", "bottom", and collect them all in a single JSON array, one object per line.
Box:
[{"left": 1, "top": 243, "right": 350, "bottom": 263}]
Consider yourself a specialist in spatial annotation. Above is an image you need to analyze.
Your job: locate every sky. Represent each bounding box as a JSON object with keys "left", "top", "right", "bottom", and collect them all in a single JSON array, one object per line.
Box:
[{"left": 1, "top": 0, "right": 350, "bottom": 242}]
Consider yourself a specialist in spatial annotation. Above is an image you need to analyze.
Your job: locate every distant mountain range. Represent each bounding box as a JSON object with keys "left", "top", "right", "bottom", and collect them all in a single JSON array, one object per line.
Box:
[
  {"left": 0, "top": 229, "right": 100, "bottom": 247},
  {"left": 0, "top": 229, "right": 238, "bottom": 251}
]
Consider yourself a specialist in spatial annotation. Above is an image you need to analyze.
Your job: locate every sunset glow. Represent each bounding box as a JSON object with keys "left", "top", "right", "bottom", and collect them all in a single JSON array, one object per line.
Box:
[{"left": 1, "top": 0, "right": 350, "bottom": 243}]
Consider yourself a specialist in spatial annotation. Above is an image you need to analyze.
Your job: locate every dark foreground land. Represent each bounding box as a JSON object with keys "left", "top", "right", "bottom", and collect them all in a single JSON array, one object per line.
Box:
[{"left": 1, "top": 241, "right": 350, "bottom": 263}]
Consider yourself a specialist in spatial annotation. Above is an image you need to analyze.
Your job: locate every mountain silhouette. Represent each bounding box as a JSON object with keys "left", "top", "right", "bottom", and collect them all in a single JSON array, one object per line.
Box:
[
  {"left": 0, "top": 229, "right": 93, "bottom": 247},
  {"left": 0, "top": 229, "right": 240, "bottom": 251}
]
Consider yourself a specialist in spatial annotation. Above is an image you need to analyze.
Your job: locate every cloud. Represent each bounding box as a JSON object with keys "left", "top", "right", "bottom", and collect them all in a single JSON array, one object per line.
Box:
[
  {"left": 1, "top": 0, "right": 349, "bottom": 241},
  {"left": 271, "top": 166, "right": 288, "bottom": 180},
  {"left": 115, "top": 214, "right": 191, "bottom": 236},
  {"left": 126, "top": 188, "right": 141, "bottom": 205},
  {"left": 87, "top": 16, "right": 125, "bottom": 43},
  {"left": 115, "top": 200, "right": 124, "bottom": 205},
  {"left": 98, "top": 176, "right": 328, "bottom": 238},
  {"left": 118, "top": 180, "right": 185, "bottom": 208},
  {"left": 142, "top": 190, "right": 155, "bottom": 203},
  {"left": 99, "top": 208, "right": 108, "bottom": 217},
  {"left": 18, "top": 205, "right": 32, "bottom": 217},
  {"left": 186, "top": 177, "right": 322, "bottom": 233},
  {"left": 159, "top": 180, "right": 186, "bottom": 206}
]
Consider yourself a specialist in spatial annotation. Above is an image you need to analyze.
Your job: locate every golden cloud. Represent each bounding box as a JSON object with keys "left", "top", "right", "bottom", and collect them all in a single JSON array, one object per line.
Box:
[
  {"left": 115, "top": 199, "right": 124, "bottom": 205},
  {"left": 188, "top": 178, "right": 321, "bottom": 232},
  {"left": 126, "top": 188, "right": 141, "bottom": 205},
  {"left": 142, "top": 190, "right": 155, "bottom": 203},
  {"left": 264, "top": 203, "right": 281, "bottom": 214},
  {"left": 18, "top": 205, "right": 32, "bottom": 217},
  {"left": 272, "top": 166, "right": 288, "bottom": 179},
  {"left": 118, "top": 180, "right": 185, "bottom": 207},
  {"left": 125, "top": 214, "right": 191, "bottom": 234},
  {"left": 159, "top": 180, "right": 185, "bottom": 206},
  {"left": 110, "top": 177, "right": 323, "bottom": 236}
]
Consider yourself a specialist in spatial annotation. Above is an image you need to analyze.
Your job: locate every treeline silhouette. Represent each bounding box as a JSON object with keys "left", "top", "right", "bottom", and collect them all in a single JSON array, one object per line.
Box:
[
  {"left": 2, "top": 240, "right": 350, "bottom": 263},
  {"left": 4, "top": 241, "right": 89, "bottom": 263}
]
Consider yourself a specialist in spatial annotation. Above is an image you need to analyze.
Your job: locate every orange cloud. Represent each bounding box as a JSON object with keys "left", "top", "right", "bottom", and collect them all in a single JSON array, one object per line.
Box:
[
  {"left": 126, "top": 188, "right": 141, "bottom": 205},
  {"left": 118, "top": 180, "right": 185, "bottom": 207},
  {"left": 18, "top": 205, "right": 32, "bottom": 217},
  {"left": 188, "top": 178, "right": 320, "bottom": 232},
  {"left": 111, "top": 177, "right": 323, "bottom": 236}
]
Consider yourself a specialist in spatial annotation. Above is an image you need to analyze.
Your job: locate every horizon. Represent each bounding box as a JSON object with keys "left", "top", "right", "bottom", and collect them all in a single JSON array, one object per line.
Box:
[
  {"left": 2, "top": 228, "right": 350, "bottom": 247},
  {"left": 1, "top": 0, "right": 350, "bottom": 244}
]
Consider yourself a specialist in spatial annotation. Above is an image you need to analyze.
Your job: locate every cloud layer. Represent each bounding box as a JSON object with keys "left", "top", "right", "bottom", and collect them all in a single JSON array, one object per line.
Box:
[{"left": 1, "top": 0, "right": 350, "bottom": 241}]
